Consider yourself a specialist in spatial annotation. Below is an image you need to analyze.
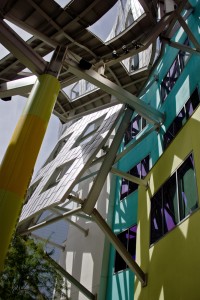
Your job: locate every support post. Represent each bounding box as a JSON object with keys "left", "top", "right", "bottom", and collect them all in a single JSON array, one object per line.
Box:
[
  {"left": 46, "top": 255, "right": 96, "bottom": 300},
  {"left": 21, "top": 207, "right": 82, "bottom": 235},
  {"left": 0, "top": 46, "right": 67, "bottom": 271},
  {"left": 92, "top": 209, "right": 147, "bottom": 286},
  {"left": 114, "top": 124, "right": 157, "bottom": 163},
  {"left": 50, "top": 207, "right": 89, "bottom": 236},
  {"left": 111, "top": 167, "right": 148, "bottom": 187},
  {"left": 82, "top": 107, "right": 133, "bottom": 215},
  {"left": 31, "top": 233, "right": 65, "bottom": 251},
  {"left": 64, "top": 59, "right": 164, "bottom": 125}
]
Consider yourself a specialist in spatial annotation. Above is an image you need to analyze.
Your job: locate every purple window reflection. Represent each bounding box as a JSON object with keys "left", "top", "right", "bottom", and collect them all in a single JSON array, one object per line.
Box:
[
  {"left": 164, "top": 205, "right": 176, "bottom": 231},
  {"left": 163, "top": 88, "right": 200, "bottom": 151},
  {"left": 124, "top": 115, "right": 146, "bottom": 146},
  {"left": 120, "top": 156, "right": 149, "bottom": 200},
  {"left": 114, "top": 225, "right": 137, "bottom": 273},
  {"left": 120, "top": 178, "right": 129, "bottom": 199}
]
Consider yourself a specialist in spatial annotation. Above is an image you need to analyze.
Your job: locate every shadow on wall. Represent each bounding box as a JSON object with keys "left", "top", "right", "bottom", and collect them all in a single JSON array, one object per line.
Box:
[
  {"left": 135, "top": 114, "right": 200, "bottom": 300},
  {"left": 61, "top": 178, "right": 111, "bottom": 300}
]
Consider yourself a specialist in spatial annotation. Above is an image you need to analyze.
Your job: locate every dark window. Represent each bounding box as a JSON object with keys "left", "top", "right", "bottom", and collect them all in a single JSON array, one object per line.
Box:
[
  {"left": 150, "top": 153, "right": 198, "bottom": 245},
  {"left": 124, "top": 115, "right": 146, "bottom": 146},
  {"left": 72, "top": 115, "right": 105, "bottom": 148},
  {"left": 120, "top": 156, "right": 149, "bottom": 200},
  {"left": 114, "top": 225, "right": 137, "bottom": 273},
  {"left": 161, "top": 38, "right": 190, "bottom": 103},
  {"left": 163, "top": 88, "right": 200, "bottom": 149},
  {"left": 178, "top": 155, "right": 198, "bottom": 220},
  {"left": 130, "top": 54, "right": 139, "bottom": 71},
  {"left": 42, "top": 160, "right": 75, "bottom": 192}
]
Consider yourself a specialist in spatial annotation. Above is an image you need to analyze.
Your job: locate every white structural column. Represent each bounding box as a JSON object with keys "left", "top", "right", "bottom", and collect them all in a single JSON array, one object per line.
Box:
[{"left": 65, "top": 59, "right": 164, "bottom": 125}]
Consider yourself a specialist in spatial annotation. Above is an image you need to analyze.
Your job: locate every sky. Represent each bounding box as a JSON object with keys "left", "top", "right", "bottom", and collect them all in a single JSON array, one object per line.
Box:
[
  {"left": 0, "top": 1, "right": 118, "bottom": 180},
  {"left": 0, "top": 96, "right": 60, "bottom": 179}
]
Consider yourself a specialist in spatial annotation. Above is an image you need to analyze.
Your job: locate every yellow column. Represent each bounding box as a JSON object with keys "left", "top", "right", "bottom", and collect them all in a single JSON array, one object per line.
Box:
[{"left": 0, "top": 74, "right": 60, "bottom": 270}]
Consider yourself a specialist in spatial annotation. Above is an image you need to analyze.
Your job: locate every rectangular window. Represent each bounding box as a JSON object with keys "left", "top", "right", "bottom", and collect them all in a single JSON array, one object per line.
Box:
[
  {"left": 42, "top": 159, "right": 75, "bottom": 192},
  {"left": 163, "top": 88, "right": 200, "bottom": 149},
  {"left": 120, "top": 156, "right": 149, "bottom": 200},
  {"left": 114, "top": 225, "right": 137, "bottom": 273},
  {"left": 150, "top": 153, "right": 198, "bottom": 245},
  {"left": 160, "top": 38, "right": 190, "bottom": 103},
  {"left": 124, "top": 115, "right": 146, "bottom": 146},
  {"left": 72, "top": 115, "right": 105, "bottom": 148}
]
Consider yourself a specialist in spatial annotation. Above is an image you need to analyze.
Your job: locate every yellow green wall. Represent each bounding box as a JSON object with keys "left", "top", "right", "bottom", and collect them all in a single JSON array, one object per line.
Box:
[{"left": 135, "top": 105, "right": 200, "bottom": 300}]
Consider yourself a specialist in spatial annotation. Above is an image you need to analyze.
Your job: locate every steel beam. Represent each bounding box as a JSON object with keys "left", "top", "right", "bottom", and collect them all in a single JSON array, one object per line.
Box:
[
  {"left": 50, "top": 208, "right": 89, "bottom": 237},
  {"left": 82, "top": 108, "right": 133, "bottom": 215},
  {"left": 31, "top": 233, "right": 65, "bottom": 251},
  {"left": 68, "top": 194, "right": 83, "bottom": 204},
  {"left": 0, "top": 19, "right": 46, "bottom": 75},
  {"left": 92, "top": 209, "right": 147, "bottom": 286},
  {"left": 0, "top": 75, "right": 37, "bottom": 98},
  {"left": 162, "top": 37, "right": 200, "bottom": 56},
  {"left": 176, "top": 13, "right": 200, "bottom": 52},
  {"left": 20, "top": 207, "right": 82, "bottom": 235},
  {"left": 5, "top": 14, "right": 58, "bottom": 48},
  {"left": 47, "top": 46, "right": 67, "bottom": 78},
  {"left": 64, "top": 59, "right": 164, "bottom": 125},
  {"left": 111, "top": 167, "right": 148, "bottom": 187},
  {"left": 65, "top": 101, "right": 119, "bottom": 122},
  {"left": 115, "top": 124, "right": 157, "bottom": 163},
  {"left": 105, "top": 13, "right": 173, "bottom": 68},
  {"left": 46, "top": 255, "right": 96, "bottom": 300},
  {"left": 56, "top": 206, "right": 92, "bottom": 221}
]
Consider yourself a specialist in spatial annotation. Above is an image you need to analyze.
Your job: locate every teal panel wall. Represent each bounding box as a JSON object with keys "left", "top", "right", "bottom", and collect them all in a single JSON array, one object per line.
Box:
[{"left": 105, "top": 2, "right": 200, "bottom": 299}]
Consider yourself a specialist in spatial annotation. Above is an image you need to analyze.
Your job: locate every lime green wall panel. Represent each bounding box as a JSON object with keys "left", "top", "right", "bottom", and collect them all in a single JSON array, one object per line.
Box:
[{"left": 135, "top": 107, "right": 200, "bottom": 299}]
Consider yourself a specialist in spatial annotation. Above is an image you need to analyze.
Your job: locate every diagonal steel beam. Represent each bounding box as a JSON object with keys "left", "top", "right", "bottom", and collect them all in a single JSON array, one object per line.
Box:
[
  {"left": 162, "top": 37, "right": 200, "bottom": 56},
  {"left": 92, "top": 208, "right": 147, "bottom": 286},
  {"left": 50, "top": 208, "right": 89, "bottom": 236},
  {"left": 82, "top": 108, "right": 133, "bottom": 215},
  {"left": 111, "top": 167, "right": 148, "bottom": 187},
  {"left": 0, "top": 19, "right": 46, "bottom": 75},
  {"left": 46, "top": 255, "right": 96, "bottom": 300},
  {"left": 20, "top": 207, "right": 82, "bottom": 235},
  {"left": 31, "top": 233, "right": 65, "bottom": 251},
  {"left": 114, "top": 124, "right": 157, "bottom": 163},
  {"left": 0, "top": 75, "right": 37, "bottom": 98},
  {"left": 176, "top": 12, "right": 200, "bottom": 51},
  {"left": 64, "top": 59, "right": 164, "bottom": 125}
]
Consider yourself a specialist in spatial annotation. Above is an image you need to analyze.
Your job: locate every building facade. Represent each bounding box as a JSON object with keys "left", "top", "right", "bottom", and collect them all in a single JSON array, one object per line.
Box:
[{"left": 14, "top": 0, "right": 200, "bottom": 299}]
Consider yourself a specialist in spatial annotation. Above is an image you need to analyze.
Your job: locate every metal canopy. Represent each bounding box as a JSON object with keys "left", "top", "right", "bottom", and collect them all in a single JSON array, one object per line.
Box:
[
  {"left": 0, "top": 0, "right": 197, "bottom": 294},
  {"left": 0, "top": 0, "right": 193, "bottom": 122}
]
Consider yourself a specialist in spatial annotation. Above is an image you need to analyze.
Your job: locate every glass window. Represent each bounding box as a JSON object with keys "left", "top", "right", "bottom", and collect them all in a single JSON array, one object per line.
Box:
[
  {"left": 42, "top": 160, "right": 75, "bottom": 192},
  {"left": 70, "top": 82, "right": 80, "bottom": 99},
  {"left": 114, "top": 225, "right": 137, "bottom": 273},
  {"left": 120, "top": 156, "right": 149, "bottom": 200},
  {"left": 150, "top": 153, "right": 198, "bottom": 245},
  {"left": 124, "top": 115, "right": 146, "bottom": 146},
  {"left": 178, "top": 155, "right": 198, "bottom": 220},
  {"left": 130, "top": 54, "right": 139, "bottom": 72},
  {"left": 163, "top": 88, "right": 200, "bottom": 150},
  {"left": 163, "top": 173, "right": 179, "bottom": 233},
  {"left": 150, "top": 189, "right": 163, "bottom": 244},
  {"left": 72, "top": 115, "right": 105, "bottom": 148},
  {"left": 160, "top": 38, "right": 191, "bottom": 103}
]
